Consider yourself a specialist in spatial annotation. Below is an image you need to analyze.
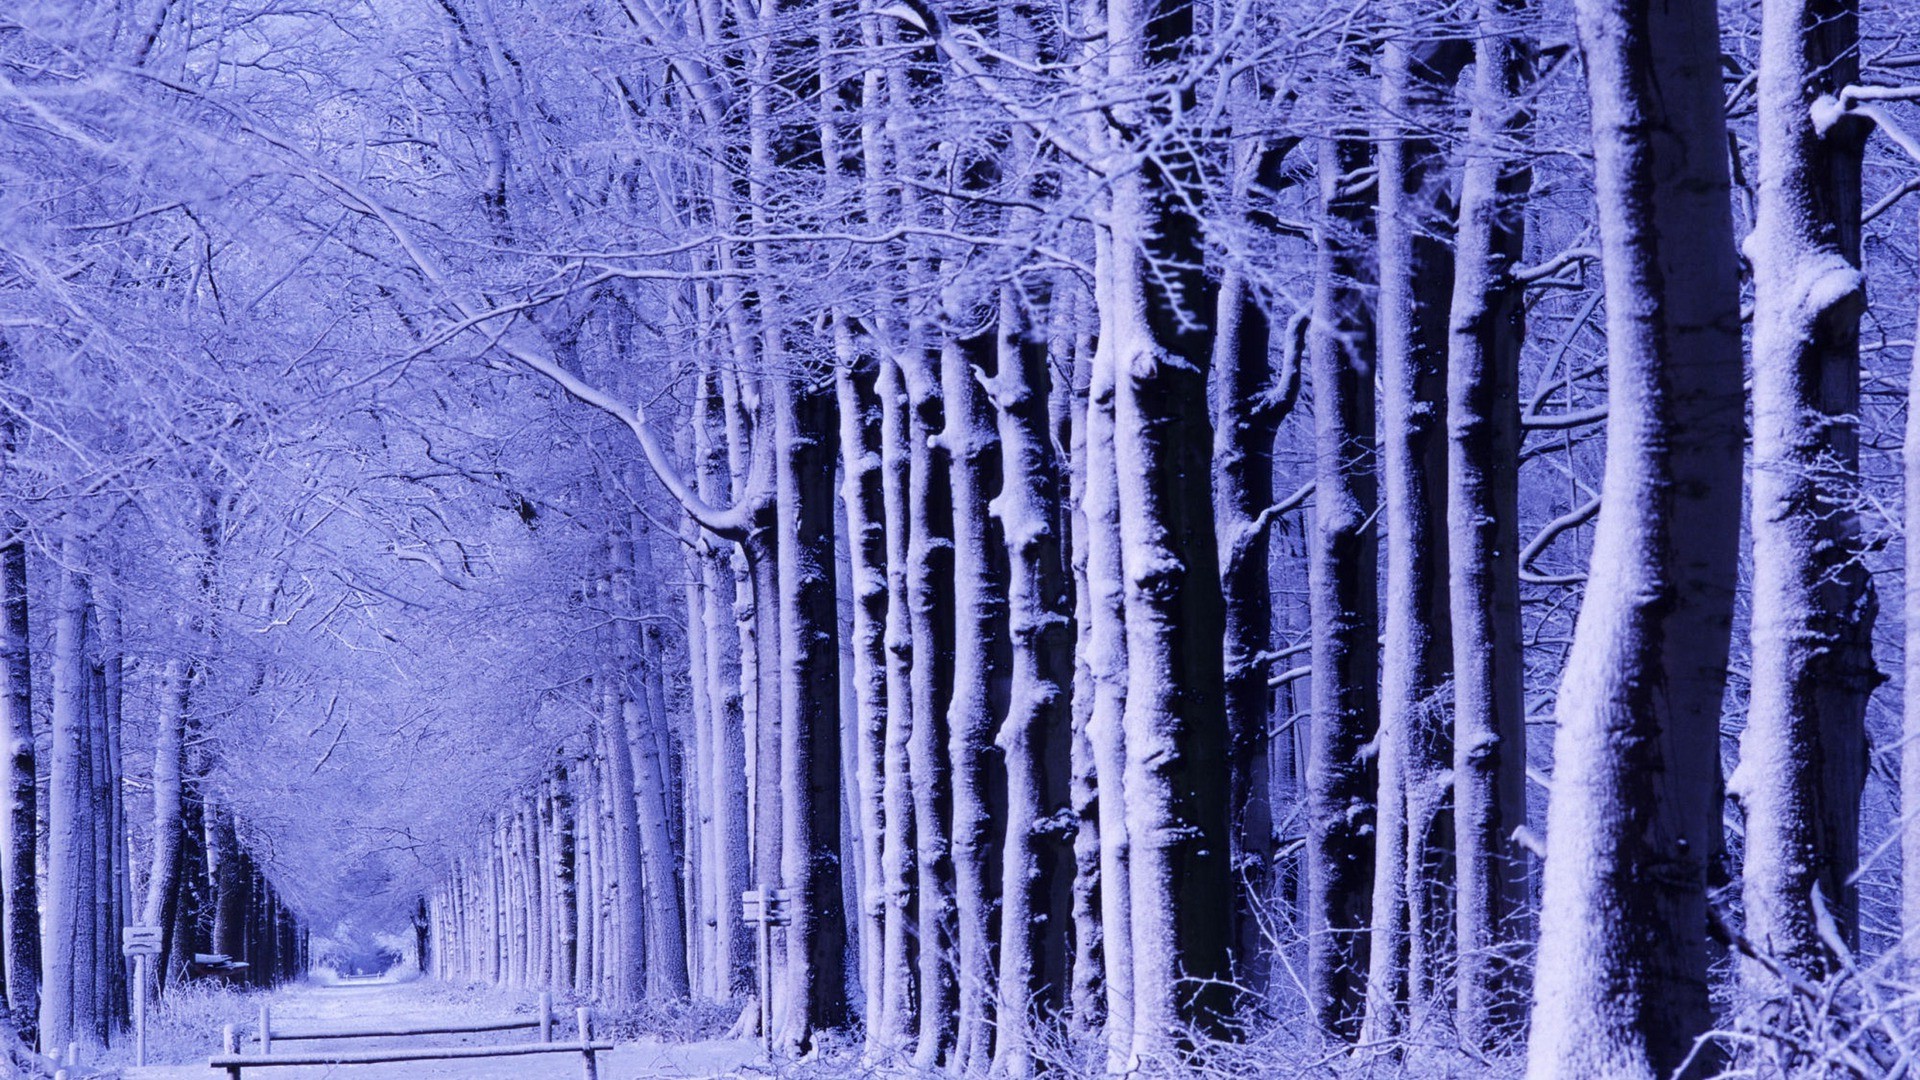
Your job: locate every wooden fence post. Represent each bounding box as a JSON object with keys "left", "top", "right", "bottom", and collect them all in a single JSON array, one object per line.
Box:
[
  {"left": 539, "top": 991, "right": 553, "bottom": 1042},
  {"left": 577, "top": 1006, "right": 598, "bottom": 1080},
  {"left": 223, "top": 1023, "right": 241, "bottom": 1080},
  {"left": 260, "top": 1002, "right": 273, "bottom": 1054}
]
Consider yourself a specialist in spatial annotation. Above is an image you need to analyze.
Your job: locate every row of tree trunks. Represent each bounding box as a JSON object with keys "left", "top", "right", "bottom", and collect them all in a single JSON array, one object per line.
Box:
[{"left": 423, "top": 1, "right": 1898, "bottom": 1074}]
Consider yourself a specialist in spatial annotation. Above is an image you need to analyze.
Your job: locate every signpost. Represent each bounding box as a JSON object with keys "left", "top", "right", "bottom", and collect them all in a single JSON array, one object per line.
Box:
[
  {"left": 123, "top": 925, "right": 162, "bottom": 1066},
  {"left": 740, "top": 889, "right": 790, "bottom": 1053}
]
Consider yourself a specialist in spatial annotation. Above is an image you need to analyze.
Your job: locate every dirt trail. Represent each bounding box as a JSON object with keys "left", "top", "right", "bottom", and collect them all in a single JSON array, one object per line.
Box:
[{"left": 118, "top": 976, "right": 761, "bottom": 1080}]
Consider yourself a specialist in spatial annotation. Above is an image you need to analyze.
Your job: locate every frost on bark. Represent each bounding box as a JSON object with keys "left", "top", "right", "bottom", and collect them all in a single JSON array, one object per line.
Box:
[
  {"left": 774, "top": 359, "right": 850, "bottom": 1053},
  {"left": 1106, "top": 0, "right": 1232, "bottom": 1059},
  {"left": 1907, "top": 244, "right": 1920, "bottom": 980},
  {"left": 833, "top": 322, "right": 892, "bottom": 1044},
  {"left": 680, "top": 519, "right": 719, "bottom": 997},
  {"left": 940, "top": 308, "right": 1008, "bottom": 1073},
  {"left": 1061, "top": 287, "right": 1107, "bottom": 1039},
  {"left": 694, "top": 368, "right": 752, "bottom": 998},
  {"left": 883, "top": 37, "right": 961, "bottom": 1057},
  {"left": 594, "top": 653, "right": 647, "bottom": 1005},
  {"left": 1736, "top": 0, "right": 1878, "bottom": 1012},
  {"left": 1526, "top": 0, "right": 1744, "bottom": 1072},
  {"left": 1305, "top": 111, "right": 1380, "bottom": 1043},
  {"left": 622, "top": 520, "right": 692, "bottom": 1001},
  {"left": 141, "top": 663, "right": 189, "bottom": 1007},
  {"left": 875, "top": 353, "right": 920, "bottom": 1051},
  {"left": 903, "top": 339, "right": 959, "bottom": 1066},
  {"left": 1364, "top": 26, "right": 1463, "bottom": 1045},
  {"left": 988, "top": 286, "right": 1075, "bottom": 1078},
  {"left": 1083, "top": 256, "right": 1136, "bottom": 1066},
  {"left": 42, "top": 561, "right": 90, "bottom": 1055},
  {"left": 1210, "top": 127, "right": 1300, "bottom": 995},
  {"left": 0, "top": 491, "right": 35, "bottom": 1029},
  {"left": 1448, "top": 0, "right": 1533, "bottom": 1048}
]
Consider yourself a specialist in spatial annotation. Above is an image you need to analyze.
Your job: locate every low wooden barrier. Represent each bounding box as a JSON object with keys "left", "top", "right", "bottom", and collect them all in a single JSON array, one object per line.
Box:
[
  {"left": 207, "top": 1039, "right": 615, "bottom": 1079},
  {"left": 209, "top": 996, "right": 606, "bottom": 1079}
]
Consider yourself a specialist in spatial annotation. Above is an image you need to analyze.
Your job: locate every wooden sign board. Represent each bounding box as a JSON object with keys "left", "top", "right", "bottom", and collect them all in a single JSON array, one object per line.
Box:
[
  {"left": 741, "top": 888, "right": 792, "bottom": 927},
  {"left": 122, "top": 926, "right": 163, "bottom": 958}
]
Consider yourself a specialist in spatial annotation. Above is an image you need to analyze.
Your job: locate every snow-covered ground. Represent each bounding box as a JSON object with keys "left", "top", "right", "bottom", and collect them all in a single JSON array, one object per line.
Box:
[{"left": 117, "top": 975, "right": 761, "bottom": 1080}]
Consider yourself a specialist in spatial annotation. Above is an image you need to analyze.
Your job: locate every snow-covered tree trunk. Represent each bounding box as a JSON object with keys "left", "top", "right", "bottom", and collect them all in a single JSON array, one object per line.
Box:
[
  {"left": 572, "top": 764, "right": 596, "bottom": 995},
  {"left": 773, "top": 359, "right": 850, "bottom": 1053},
  {"left": 625, "top": 521, "right": 693, "bottom": 1001},
  {"left": 874, "top": 349, "right": 920, "bottom": 1053},
  {"left": 833, "top": 321, "right": 892, "bottom": 1045},
  {"left": 897, "top": 186, "right": 959, "bottom": 1080},
  {"left": 0, "top": 502, "right": 35, "bottom": 1029},
  {"left": 595, "top": 660, "right": 647, "bottom": 1004},
  {"left": 1526, "top": 0, "right": 1744, "bottom": 1071},
  {"left": 1080, "top": 209, "right": 1137, "bottom": 1069},
  {"left": 855, "top": 7, "right": 921, "bottom": 1051},
  {"left": 42, "top": 561, "right": 90, "bottom": 1055},
  {"left": 681, "top": 521, "right": 718, "bottom": 997},
  {"left": 693, "top": 368, "right": 752, "bottom": 999},
  {"left": 1906, "top": 257, "right": 1920, "bottom": 978},
  {"left": 989, "top": 284, "right": 1076, "bottom": 1078},
  {"left": 142, "top": 662, "right": 186, "bottom": 971},
  {"left": 941, "top": 305, "right": 1007, "bottom": 1073},
  {"left": 162, "top": 779, "right": 194, "bottom": 989},
  {"left": 1737, "top": 0, "right": 1877, "bottom": 1009},
  {"left": 1104, "top": 0, "right": 1231, "bottom": 1058},
  {"left": 1306, "top": 115, "right": 1379, "bottom": 1043},
  {"left": 74, "top": 644, "right": 107, "bottom": 1023},
  {"left": 1062, "top": 286, "right": 1107, "bottom": 1039},
  {"left": 1211, "top": 259, "right": 1282, "bottom": 1001},
  {"left": 1448, "top": 0, "right": 1533, "bottom": 1046},
  {"left": 552, "top": 771, "right": 578, "bottom": 990},
  {"left": 92, "top": 631, "right": 122, "bottom": 1033},
  {"left": 1364, "top": 28, "right": 1460, "bottom": 1044},
  {"left": 624, "top": 687, "right": 689, "bottom": 1000}
]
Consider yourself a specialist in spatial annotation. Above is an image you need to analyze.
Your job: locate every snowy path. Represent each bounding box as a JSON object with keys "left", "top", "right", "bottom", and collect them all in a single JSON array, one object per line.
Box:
[{"left": 119, "top": 977, "right": 762, "bottom": 1080}]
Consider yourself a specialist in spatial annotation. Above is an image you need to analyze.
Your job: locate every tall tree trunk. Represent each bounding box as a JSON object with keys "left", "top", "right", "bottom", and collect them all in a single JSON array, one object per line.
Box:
[
  {"left": 625, "top": 689, "right": 690, "bottom": 1000},
  {"left": 694, "top": 368, "right": 752, "bottom": 999},
  {"left": 596, "top": 666, "right": 647, "bottom": 1004},
  {"left": 1526, "top": 0, "right": 1744, "bottom": 1071},
  {"left": 1106, "top": 0, "right": 1231, "bottom": 1058},
  {"left": 941, "top": 311, "right": 1007, "bottom": 1073},
  {"left": 833, "top": 325, "right": 891, "bottom": 1047},
  {"left": 1449, "top": 0, "right": 1533, "bottom": 1047},
  {"left": 625, "top": 521, "right": 692, "bottom": 1001},
  {"left": 904, "top": 344, "right": 958, "bottom": 1070},
  {"left": 142, "top": 662, "right": 189, "bottom": 1005},
  {"left": 1905, "top": 244, "right": 1920, "bottom": 980},
  {"left": 989, "top": 287, "right": 1075, "bottom": 1078},
  {"left": 210, "top": 803, "right": 245, "bottom": 964},
  {"left": 1737, "top": 0, "right": 1877, "bottom": 1023},
  {"left": 875, "top": 352, "right": 920, "bottom": 1053},
  {"left": 680, "top": 523, "right": 718, "bottom": 998},
  {"left": 88, "top": 639, "right": 115, "bottom": 1040},
  {"left": 1211, "top": 262, "right": 1281, "bottom": 1004},
  {"left": 1364, "top": 28, "right": 1460, "bottom": 1044},
  {"left": 773, "top": 362, "right": 849, "bottom": 1053},
  {"left": 1306, "top": 109, "right": 1380, "bottom": 1043},
  {"left": 42, "top": 561, "right": 90, "bottom": 1055},
  {"left": 1082, "top": 218, "right": 1135, "bottom": 1069},
  {"left": 1062, "top": 286, "right": 1106, "bottom": 1041},
  {"left": 0, "top": 511, "right": 36, "bottom": 1032}
]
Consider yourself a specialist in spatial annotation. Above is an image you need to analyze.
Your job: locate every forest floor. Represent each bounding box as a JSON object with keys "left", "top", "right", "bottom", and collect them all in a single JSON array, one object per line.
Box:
[{"left": 109, "top": 974, "right": 763, "bottom": 1080}]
